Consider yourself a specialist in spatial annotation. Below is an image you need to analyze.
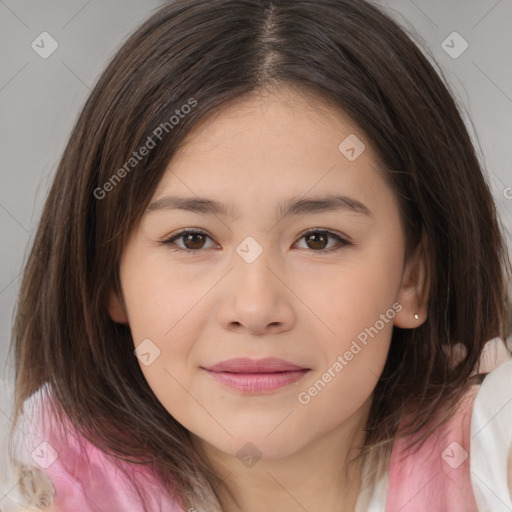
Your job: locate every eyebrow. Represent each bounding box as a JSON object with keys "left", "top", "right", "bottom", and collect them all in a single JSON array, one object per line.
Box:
[{"left": 147, "top": 193, "right": 372, "bottom": 219}]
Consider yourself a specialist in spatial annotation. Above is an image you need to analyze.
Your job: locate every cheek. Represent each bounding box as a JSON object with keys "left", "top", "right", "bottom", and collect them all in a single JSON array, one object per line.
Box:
[
  {"left": 313, "top": 240, "right": 404, "bottom": 345},
  {"left": 298, "top": 291, "right": 395, "bottom": 431},
  {"left": 119, "top": 251, "right": 207, "bottom": 409},
  {"left": 120, "top": 249, "right": 206, "bottom": 342},
  {"left": 300, "top": 242, "right": 402, "bottom": 407}
]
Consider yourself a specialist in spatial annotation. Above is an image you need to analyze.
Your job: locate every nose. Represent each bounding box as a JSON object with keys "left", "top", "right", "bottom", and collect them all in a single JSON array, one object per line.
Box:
[{"left": 217, "top": 248, "right": 296, "bottom": 336}]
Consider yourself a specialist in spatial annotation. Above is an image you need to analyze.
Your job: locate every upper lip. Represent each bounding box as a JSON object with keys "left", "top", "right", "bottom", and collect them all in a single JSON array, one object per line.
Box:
[{"left": 203, "top": 357, "right": 308, "bottom": 373}]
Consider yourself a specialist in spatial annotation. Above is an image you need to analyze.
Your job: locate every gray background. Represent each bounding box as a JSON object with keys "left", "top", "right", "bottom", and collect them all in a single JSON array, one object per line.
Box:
[{"left": 1, "top": 0, "right": 511, "bottom": 385}]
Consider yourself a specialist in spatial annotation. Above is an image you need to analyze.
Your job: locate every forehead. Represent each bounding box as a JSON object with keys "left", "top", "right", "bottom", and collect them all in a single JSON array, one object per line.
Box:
[
  {"left": 151, "top": 87, "right": 393, "bottom": 218},
  {"left": 176, "top": 87, "right": 373, "bottom": 159}
]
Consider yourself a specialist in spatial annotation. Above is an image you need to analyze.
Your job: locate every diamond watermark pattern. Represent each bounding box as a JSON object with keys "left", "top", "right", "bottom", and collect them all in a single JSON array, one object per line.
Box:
[
  {"left": 441, "top": 441, "right": 468, "bottom": 469},
  {"left": 134, "top": 338, "right": 161, "bottom": 366},
  {"left": 31, "top": 441, "right": 59, "bottom": 469},
  {"left": 31, "top": 32, "right": 59, "bottom": 59},
  {"left": 236, "top": 442, "right": 263, "bottom": 468},
  {"left": 236, "top": 236, "right": 263, "bottom": 264},
  {"left": 338, "top": 134, "right": 366, "bottom": 161},
  {"left": 441, "top": 32, "right": 468, "bottom": 59}
]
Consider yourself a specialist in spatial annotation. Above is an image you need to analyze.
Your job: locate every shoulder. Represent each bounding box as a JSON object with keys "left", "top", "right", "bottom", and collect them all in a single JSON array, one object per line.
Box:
[
  {"left": 385, "top": 340, "right": 512, "bottom": 511},
  {"left": 470, "top": 356, "right": 512, "bottom": 510},
  {"left": 0, "top": 382, "right": 56, "bottom": 510},
  {"left": 385, "top": 380, "right": 480, "bottom": 511},
  {"left": 4, "top": 383, "right": 184, "bottom": 512}
]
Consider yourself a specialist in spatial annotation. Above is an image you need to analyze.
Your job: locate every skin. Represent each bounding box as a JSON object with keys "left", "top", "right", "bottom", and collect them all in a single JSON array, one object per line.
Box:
[{"left": 109, "top": 86, "right": 429, "bottom": 512}]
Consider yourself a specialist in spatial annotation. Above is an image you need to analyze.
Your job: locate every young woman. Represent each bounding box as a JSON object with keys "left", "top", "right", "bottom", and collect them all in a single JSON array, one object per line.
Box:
[{"left": 3, "top": 1, "right": 511, "bottom": 510}]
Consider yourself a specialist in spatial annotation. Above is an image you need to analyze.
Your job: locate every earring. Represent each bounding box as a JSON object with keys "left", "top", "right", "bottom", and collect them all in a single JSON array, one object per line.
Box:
[{"left": 414, "top": 314, "right": 419, "bottom": 320}]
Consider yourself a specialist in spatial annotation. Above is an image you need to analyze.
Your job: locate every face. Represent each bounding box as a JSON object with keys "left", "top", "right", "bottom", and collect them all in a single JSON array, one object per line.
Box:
[{"left": 109, "top": 87, "right": 427, "bottom": 462}]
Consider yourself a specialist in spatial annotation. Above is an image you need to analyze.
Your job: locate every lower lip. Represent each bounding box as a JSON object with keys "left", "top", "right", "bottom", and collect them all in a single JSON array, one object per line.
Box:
[{"left": 204, "top": 369, "right": 309, "bottom": 393}]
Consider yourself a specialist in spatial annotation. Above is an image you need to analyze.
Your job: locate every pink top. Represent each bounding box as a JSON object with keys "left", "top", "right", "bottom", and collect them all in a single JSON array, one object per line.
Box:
[
  {"left": 5, "top": 351, "right": 512, "bottom": 511},
  {"left": 385, "top": 385, "right": 479, "bottom": 511}
]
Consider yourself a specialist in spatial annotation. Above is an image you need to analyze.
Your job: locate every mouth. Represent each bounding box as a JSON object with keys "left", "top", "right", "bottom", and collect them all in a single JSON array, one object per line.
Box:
[{"left": 201, "top": 357, "right": 310, "bottom": 393}]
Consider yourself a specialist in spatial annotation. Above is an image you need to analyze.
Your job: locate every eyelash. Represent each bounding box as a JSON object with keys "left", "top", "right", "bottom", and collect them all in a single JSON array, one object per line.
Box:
[{"left": 162, "top": 228, "right": 351, "bottom": 254}]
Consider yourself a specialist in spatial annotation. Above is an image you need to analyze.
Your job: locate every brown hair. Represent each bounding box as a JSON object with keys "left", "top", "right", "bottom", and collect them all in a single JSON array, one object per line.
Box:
[{"left": 9, "top": 0, "right": 511, "bottom": 509}]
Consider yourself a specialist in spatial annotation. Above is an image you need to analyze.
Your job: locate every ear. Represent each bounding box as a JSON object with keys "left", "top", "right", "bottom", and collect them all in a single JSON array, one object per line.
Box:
[
  {"left": 393, "top": 232, "right": 430, "bottom": 329},
  {"left": 107, "top": 288, "right": 129, "bottom": 324}
]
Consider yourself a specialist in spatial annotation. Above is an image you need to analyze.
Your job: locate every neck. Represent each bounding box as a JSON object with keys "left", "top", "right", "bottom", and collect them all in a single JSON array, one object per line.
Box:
[{"left": 192, "top": 401, "right": 370, "bottom": 512}]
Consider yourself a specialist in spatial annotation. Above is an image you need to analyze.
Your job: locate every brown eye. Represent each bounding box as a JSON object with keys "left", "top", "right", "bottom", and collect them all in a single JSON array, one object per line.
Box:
[
  {"left": 295, "top": 230, "right": 350, "bottom": 252},
  {"left": 163, "top": 230, "right": 216, "bottom": 252},
  {"left": 305, "top": 232, "right": 329, "bottom": 250},
  {"left": 181, "top": 233, "right": 207, "bottom": 250}
]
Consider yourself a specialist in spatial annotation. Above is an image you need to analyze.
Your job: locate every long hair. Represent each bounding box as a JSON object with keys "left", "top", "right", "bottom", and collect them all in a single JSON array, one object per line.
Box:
[{"left": 10, "top": 0, "right": 511, "bottom": 510}]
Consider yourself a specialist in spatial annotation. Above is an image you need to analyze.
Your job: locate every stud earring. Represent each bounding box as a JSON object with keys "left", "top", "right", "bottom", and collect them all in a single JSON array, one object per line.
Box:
[{"left": 414, "top": 314, "right": 419, "bottom": 320}]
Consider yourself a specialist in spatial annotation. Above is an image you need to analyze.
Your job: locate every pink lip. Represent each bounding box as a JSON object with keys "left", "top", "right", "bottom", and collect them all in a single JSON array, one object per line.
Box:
[
  {"left": 205, "top": 357, "right": 306, "bottom": 373},
  {"left": 202, "top": 357, "right": 310, "bottom": 393}
]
